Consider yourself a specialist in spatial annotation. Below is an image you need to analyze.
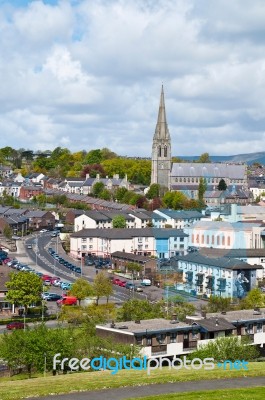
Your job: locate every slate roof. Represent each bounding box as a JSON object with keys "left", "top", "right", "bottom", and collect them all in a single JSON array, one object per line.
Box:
[
  {"left": 192, "top": 317, "right": 235, "bottom": 332},
  {"left": 157, "top": 209, "right": 202, "bottom": 219},
  {"left": 200, "top": 248, "right": 265, "bottom": 258},
  {"left": 176, "top": 252, "right": 262, "bottom": 270},
  {"left": 207, "top": 309, "right": 265, "bottom": 323},
  {"left": 71, "top": 228, "right": 188, "bottom": 239},
  {"left": 171, "top": 163, "right": 246, "bottom": 179}
]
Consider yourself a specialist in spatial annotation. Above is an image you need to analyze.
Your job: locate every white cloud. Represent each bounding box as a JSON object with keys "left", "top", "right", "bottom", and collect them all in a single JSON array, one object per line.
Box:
[{"left": 0, "top": 0, "right": 265, "bottom": 157}]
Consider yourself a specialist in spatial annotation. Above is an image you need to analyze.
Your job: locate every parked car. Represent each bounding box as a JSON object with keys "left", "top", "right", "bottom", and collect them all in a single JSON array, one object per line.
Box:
[
  {"left": 57, "top": 296, "right": 77, "bottom": 306},
  {"left": 6, "top": 321, "right": 26, "bottom": 330},
  {"left": 46, "top": 293, "right": 62, "bottom": 301},
  {"left": 61, "top": 282, "right": 72, "bottom": 290},
  {"left": 125, "top": 282, "right": 135, "bottom": 290},
  {"left": 27, "top": 244, "right": 33, "bottom": 249},
  {"left": 112, "top": 278, "right": 122, "bottom": 285},
  {"left": 141, "top": 279, "right": 151, "bottom": 286},
  {"left": 39, "top": 229, "right": 48, "bottom": 233},
  {"left": 135, "top": 286, "right": 143, "bottom": 292},
  {"left": 118, "top": 280, "right": 127, "bottom": 287},
  {"left": 44, "top": 280, "right": 51, "bottom": 286}
]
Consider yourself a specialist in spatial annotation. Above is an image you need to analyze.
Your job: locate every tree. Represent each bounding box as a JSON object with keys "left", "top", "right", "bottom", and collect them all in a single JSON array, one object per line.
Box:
[
  {"left": 92, "top": 181, "right": 104, "bottom": 197},
  {"left": 99, "top": 188, "right": 111, "bottom": 200},
  {"left": 146, "top": 184, "right": 160, "bottom": 199},
  {"left": 207, "top": 296, "right": 233, "bottom": 313},
  {"left": 239, "top": 288, "right": 265, "bottom": 309},
  {"left": 217, "top": 179, "right": 227, "bottom": 191},
  {"left": 85, "top": 149, "right": 102, "bottom": 165},
  {"left": 114, "top": 187, "right": 128, "bottom": 202},
  {"left": 117, "top": 299, "right": 164, "bottom": 321},
  {"left": 6, "top": 272, "right": 43, "bottom": 314},
  {"left": 197, "top": 152, "right": 211, "bottom": 163},
  {"left": 3, "top": 225, "right": 12, "bottom": 240},
  {"left": 188, "top": 336, "right": 258, "bottom": 363},
  {"left": 93, "top": 272, "right": 113, "bottom": 305},
  {"left": 69, "top": 278, "right": 94, "bottom": 306},
  {"left": 198, "top": 177, "right": 207, "bottom": 203},
  {"left": 80, "top": 164, "right": 106, "bottom": 178},
  {"left": 126, "top": 262, "right": 143, "bottom": 279},
  {"left": 112, "top": 215, "right": 126, "bottom": 228}
]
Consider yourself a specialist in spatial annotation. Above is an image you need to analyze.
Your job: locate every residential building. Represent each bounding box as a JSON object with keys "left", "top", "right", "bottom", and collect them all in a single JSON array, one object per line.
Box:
[
  {"left": 175, "top": 252, "right": 262, "bottom": 299},
  {"left": 153, "top": 209, "right": 202, "bottom": 229},
  {"left": 111, "top": 251, "right": 157, "bottom": 280},
  {"left": 70, "top": 228, "right": 188, "bottom": 259},
  {"left": 25, "top": 210, "right": 55, "bottom": 231}
]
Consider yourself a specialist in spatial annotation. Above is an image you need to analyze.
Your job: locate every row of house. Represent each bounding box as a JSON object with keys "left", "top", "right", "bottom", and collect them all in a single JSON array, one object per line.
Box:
[
  {"left": 73, "top": 209, "right": 203, "bottom": 231},
  {"left": 96, "top": 308, "right": 265, "bottom": 359}
]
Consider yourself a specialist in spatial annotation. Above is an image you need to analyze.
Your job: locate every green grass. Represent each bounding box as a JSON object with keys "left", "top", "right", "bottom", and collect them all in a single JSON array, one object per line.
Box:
[
  {"left": 127, "top": 387, "right": 265, "bottom": 400},
  {"left": 0, "top": 362, "right": 264, "bottom": 400}
]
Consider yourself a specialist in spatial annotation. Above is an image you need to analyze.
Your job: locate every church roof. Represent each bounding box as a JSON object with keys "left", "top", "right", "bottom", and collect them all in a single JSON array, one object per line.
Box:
[{"left": 171, "top": 163, "right": 246, "bottom": 179}]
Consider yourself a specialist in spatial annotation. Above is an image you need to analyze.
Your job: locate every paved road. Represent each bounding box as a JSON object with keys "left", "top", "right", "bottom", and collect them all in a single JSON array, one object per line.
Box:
[{"left": 28, "top": 376, "right": 265, "bottom": 400}]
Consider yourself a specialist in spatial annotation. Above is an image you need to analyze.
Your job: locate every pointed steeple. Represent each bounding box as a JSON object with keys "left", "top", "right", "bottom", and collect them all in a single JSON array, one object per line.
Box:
[{"left": 154, "top": 85, "right": 170, "bottom": 139}]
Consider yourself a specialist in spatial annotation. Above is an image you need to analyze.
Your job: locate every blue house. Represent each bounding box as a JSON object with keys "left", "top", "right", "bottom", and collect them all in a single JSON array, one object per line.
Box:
[
  {"left": 174, "top": 253, "right": 262, "bottom": 299},
  {"left": 153, "top": 229, "right": 189, "bottom": 259}
]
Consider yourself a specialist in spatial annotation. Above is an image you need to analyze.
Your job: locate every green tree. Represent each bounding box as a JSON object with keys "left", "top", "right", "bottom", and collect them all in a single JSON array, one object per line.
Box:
[
  {"left": 197, "top": 152, "right": 211, "bottom": 163},
  {"left": 93, "top": 272, "right": 113, "bottom": 305},
  {"left": 112, "top": 215, "right": 126, "bottom": 228},
  {"left": 99, "top": 188, "right": 111, "bottom": 200},
  {"left": 239, "top": 288, "right": 265, "bottom": 309},
  {"left": 188, "top": 336, "right": 258, "bottom": 363},
  {"left": 207, "top": 296, "right": 233, "bottom": 313},
  {"left": 117, "top": 299, "right": 164, "bottom": 321},
  {"left": 114, "top": 187, "right": 128, "bottom": 202},
  {"left": 217, "top": 179, "right": 227, "bottom": 191},
  {"left": 3, "top": 225, "right": 12, "bottom": 240},
  {"left": 146, "top": 184, "right": 160, "bottom": 199},
  {"left": 6, "top": 272, "right": 43, "bottom": 314},
  {"left": 85, "top": 149, "right": 102, "bottom": 164},
  {"left": 92, "top": 181, "right": 104, "bottom": 197},
  {"left": 35, "top": 194, "right": 47, "bottom": 208},
  {"left": 126, "top": 262, "right": 143, "bottom": 279},
  {"left": 69, "top": 278, "right": 94, "bottom": 306},
  {"left": 198, "top": 177, "right": 207, "bottom": 203}
]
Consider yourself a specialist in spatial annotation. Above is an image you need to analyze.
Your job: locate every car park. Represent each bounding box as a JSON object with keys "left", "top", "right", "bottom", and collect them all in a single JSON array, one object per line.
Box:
[{"left": 6, "top": 321, "right": 26, "bottom": 330}]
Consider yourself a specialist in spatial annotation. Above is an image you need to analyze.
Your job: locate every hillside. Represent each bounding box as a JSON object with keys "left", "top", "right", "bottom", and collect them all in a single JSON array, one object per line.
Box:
[{"left": 179, "top": 152, "right": 265, "bottom": 165}]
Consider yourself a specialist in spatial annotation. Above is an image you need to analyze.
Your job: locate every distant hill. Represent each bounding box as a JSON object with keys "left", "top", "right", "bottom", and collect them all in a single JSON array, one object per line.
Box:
[{"left": 178, "top": 152, "right": 265, "bottom": 165}]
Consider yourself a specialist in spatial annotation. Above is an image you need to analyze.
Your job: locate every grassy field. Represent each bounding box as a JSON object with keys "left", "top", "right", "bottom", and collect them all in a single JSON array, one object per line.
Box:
[
  {"left": 0, "top": 362, "right": 264, "bottom": 400},
  {"left": 127, "top": 387, "right": 265, "bottom": 400}
]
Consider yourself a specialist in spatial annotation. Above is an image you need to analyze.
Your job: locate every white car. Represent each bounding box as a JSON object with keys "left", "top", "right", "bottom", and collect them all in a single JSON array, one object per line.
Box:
[{"left": 39, "top": 229, "right": 48, "bottom": 233}]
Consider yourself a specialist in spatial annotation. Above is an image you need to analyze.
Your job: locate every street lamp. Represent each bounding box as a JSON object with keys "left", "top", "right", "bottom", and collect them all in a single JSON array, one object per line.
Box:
[
  {"left": 35, "top": 234, "right": 38, "bottom": 268},
  {"left": 23, "top": 307, "right": 26, "bottom": 331}
]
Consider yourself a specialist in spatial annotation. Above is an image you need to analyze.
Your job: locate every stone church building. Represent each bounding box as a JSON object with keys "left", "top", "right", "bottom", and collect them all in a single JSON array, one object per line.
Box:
[{"left": 151, "top": 87, "right": 248, "bottom": 195}]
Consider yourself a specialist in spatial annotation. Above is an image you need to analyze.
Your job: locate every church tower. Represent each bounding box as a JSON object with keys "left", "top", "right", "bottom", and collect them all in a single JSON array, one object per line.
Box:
[{"left": 151, "top": 85, "right": 171, "bottom": 190}]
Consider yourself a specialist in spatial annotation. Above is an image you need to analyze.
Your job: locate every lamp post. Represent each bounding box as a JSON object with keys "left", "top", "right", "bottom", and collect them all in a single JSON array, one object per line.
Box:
[
  {"left": 23, "top": 307, "right": 26, "bottom": 331},
  {"left": 44, "top": 352, "right": 47, "bottom": 378}
]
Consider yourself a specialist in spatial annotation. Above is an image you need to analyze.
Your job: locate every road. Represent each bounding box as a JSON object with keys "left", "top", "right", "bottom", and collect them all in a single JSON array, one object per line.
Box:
[{"left": 27, "top": 376, "right": 265, "bottom": 400}]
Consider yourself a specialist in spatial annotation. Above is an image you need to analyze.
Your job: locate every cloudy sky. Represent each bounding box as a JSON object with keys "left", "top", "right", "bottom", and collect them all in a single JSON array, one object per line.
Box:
[{"left": 1, "top": 0, "right": 265, "bottom": 157}]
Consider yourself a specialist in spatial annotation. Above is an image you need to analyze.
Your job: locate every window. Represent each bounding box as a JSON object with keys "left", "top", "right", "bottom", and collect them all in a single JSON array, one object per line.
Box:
[
  {"left": 170, "top": 333, "right": 177, "bottom": 343},
  {"left": 89, "top": 245, "right": 93, "bottom": 250},
  {"left": 136, "top": 336, "right": 142, "bottom": 345},
  {"left": 158, "top": 146, "right": 161, "bottom": 157},
  {"left": 246, "top": 324, "right": 253, "bottom": 334},
  {"left": 257, "top": 323, "right": 263, "bottom": 333},
  {"left": 211, "top": 235, "right": 214, "bottom": 245},
  {"left": 164, "top": 146, "right": 167, "bottom": 157},
  {"left": 217, "top": 236, "right": 220, "bottom": 245},
  {"left": 227, "top": 236, "right": 231, "bottom": 246},
  {"left": 146, "top": 336, "right": 152, "bottom": 346},
  {"left": 159, "top": 334, "right": 166, "bottom": 344},
  {"left": 207, "top": 235, "right": 209, "bottom": 244},
  {"left": 222, "top": 236, "right": 225, "bottom": 246},
  {"left": 81, "top": 238, "right": 87, "bottom": 243}
]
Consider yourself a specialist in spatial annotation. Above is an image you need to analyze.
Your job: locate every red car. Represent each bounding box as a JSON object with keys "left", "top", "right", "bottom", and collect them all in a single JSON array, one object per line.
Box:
[
  {"left": 118, "top": 280, "right": 127, "bottom": 287},
  {"left": 112, "top": 278, "right": 122, "bottom": 285},
  {"left": 41, "top": 275, "right": 52, "bottom": 281},
  {"left": 6, "top": 321, "right": 26, "bottom": 330}
]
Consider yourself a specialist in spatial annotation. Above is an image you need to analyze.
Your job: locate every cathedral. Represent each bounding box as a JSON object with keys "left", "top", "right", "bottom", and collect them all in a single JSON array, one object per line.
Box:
[{"left": 151, "top": 87, "right": 247, "bottom": 194}]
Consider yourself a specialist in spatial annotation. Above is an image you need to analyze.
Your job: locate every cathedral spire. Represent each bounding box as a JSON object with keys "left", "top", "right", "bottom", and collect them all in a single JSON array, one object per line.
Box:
[{"left": 154, "top": 84, "right": 170, "bottom": 140}]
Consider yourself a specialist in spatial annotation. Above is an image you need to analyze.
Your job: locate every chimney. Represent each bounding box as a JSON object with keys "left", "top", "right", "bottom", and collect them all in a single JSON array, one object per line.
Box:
[
  {"left": 201, "top": 311, "right": 206, "bottom": 318},
  {"left": 96, "top": 174, "right": 100, "bottom": 180},
  {"left": 110, "top": 320, "right": 116, "bottom": 328},
  {"left": 215, "top": 318, "right": 219, "bottom": 326},
  {"left": 135, "top": 320, "right": 141, "bottom": 324},
  {"left": 85, "top": 173, "right": 90, "bottom": 179}
]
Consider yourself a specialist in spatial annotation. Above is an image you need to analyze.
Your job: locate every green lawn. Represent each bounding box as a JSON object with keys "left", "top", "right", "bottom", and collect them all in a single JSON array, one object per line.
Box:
[
  {"left": 127, "top": 387, "right": 265, "bottom": 400},
  {"left": 0, "top": 362, "right": 264, "bottom": 400}
]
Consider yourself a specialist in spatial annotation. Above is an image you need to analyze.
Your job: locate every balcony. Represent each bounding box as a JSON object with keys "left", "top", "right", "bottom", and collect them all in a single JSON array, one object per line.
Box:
[
  {"left": 183, "top": 341, "right": 197, "bottom": 350},
  {"left": 151, "top": 345, "right": 167, "bottom": 356}
]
